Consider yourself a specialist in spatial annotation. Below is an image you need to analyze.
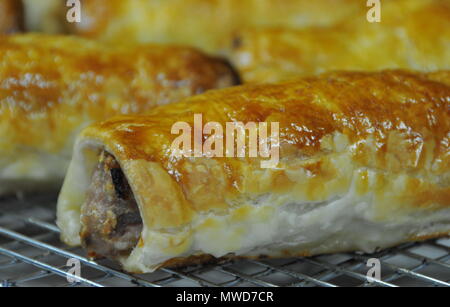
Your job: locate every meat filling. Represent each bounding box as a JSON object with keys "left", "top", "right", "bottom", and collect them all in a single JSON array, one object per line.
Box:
[{"left": 80, "top": 151, "right": 143, "bottom": 259}]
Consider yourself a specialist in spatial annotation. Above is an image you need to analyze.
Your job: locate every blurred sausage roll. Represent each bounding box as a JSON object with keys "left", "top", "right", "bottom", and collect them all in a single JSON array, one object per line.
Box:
[
  {"left": 0, "top": 0, "right": 23, "bottom": 34},
  {"left": 0, "top": 34, "right": 238, "bottom": 195},
  {"left": 57, "top": 70, "right": 450, "bottom": 273},
  {"left": 70, "top": 0, "right": 366, "bottom": 54},
  {"left": 230, "top": 0, "right": 450, "bottom": 82}
]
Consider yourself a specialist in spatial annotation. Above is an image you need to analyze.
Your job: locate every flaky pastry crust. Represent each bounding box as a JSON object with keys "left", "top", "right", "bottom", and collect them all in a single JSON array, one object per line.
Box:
[
  {"left": 230, "top": 0, "right": 450, "bottom": 82},
  {"left": 57, "top": 70, "right": 450, "bottom": 273},
  {"left": 0, "top": 34, "right": 238, "bottom": 194},
  {"left": 70, "top": 0, "right": 367, "bottom": 53}
]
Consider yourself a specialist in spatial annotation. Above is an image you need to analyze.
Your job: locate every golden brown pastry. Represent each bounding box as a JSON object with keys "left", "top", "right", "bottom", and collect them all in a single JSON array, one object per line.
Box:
[
  {"left": 0, "top": 0, "right": 23, "bottom": 34},
  {"left": 230, "top": 0, "right": 450, "bottom": 82},
  {"left": 0, "top": 34, "right": 238, "bottom": 195},
  {"left": 70, "top": 0, "right": 367, "bottom": 54},
  {"left": 57, "top": 70, "right": 450, "bottom": 273}
]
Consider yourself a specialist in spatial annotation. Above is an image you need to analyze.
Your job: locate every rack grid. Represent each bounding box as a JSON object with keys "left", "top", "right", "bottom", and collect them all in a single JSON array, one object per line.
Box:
[{"left": 0, "top": 193, "right": 449, "bottom": 287}]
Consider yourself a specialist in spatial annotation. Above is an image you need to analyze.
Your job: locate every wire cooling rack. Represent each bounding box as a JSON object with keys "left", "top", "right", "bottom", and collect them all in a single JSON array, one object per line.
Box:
[{"left": 0, "top": 193, "right": 449, "bottom": 287}]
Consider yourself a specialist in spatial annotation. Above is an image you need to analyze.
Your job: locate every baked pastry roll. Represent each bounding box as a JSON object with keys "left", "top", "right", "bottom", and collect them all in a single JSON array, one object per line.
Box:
[
  {"left": 70, "top": 0, "right": 366, "bottom": 53},
  {"left": 230, "top": 0, "right": 450, "bottom": 82},
  {"left": 0, "top": 34, "right": 238, "bottom": 195},
  {"left": 57, "top": 70, "right": 450, "bottom": 273},
  {"left": 0, "top": 0, "right": 23, "bottom": 34}
]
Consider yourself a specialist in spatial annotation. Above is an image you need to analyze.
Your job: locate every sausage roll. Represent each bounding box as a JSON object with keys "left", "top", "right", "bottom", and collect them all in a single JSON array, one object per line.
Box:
[
  {"left": 0, "top": 0, "right": 23, "bottom": 34},
  {"left": 0, "top": 34, "right": 238, "bottom": 195},
  {"left": 230, "top": 0, "right": 450, "bottom": 82},
  {"left": 57, "top": 70, "right": 450, "bottom": 273},
  {"left": 70, "top": 0, "right": 366, "bottom": 54}
]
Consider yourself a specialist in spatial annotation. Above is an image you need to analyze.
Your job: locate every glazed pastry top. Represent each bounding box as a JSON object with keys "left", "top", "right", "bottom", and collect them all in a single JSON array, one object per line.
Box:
[{"left": 0, "top": 34, "right": 237, "bottom": 157}]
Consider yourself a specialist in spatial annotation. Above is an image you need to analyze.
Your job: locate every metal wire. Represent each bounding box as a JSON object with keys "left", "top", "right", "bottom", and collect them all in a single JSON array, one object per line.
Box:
[{"left": 0, "top": 193, "right": 449, "bottom": 287}]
